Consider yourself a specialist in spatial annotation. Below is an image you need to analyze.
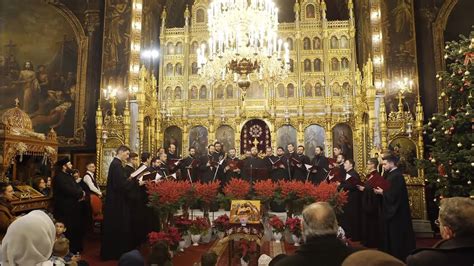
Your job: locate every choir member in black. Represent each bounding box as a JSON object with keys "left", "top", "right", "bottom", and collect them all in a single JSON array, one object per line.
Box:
[
  {"left": 156, "top": 152, "right": 170, "bottom": 179},
  {"left": 181, "top": 147, "right": 199, "bottom": 183},
  {"left": 242, "top": 146, "right": 266, "bottom": 181},
  {"left": 337, "top": 159, "right": 362, "bottom": 241},
  {"left": 101, "top": 145, "right": 132, "bottom": 260},
  {"left": 285, "top": 143, "right": 297, "bottom": 179},
  {"left": 53, "top": 157, "right": 85, "bottom": 253},
  {"left": 167, "top": 144, "right": 178, "bottom": 160},
  {"left": 199, "top": 144, "right": 216, "bottom": 183},
  {"left": 264, "top": 147, "right": 277, "bottom": 177},
  {"left": 268, "top": 147, "right": 288, "bottom": 212},
  {"left": 326, "top": 158, "right": 343, "bottom": 183},
  {"left": 223, "top": 148, "right": 241, "bottom": 184},
  {"left": 374, "top": 154, "right": 415, "bottom": 261},
  {"left": 357, "top": 158, "right": 390, "bottom": 248},
  {"left": 292, "top": 145, "right": 310, "bottom": 181},
  {"left": 213, "top": 142, "right": 226, "bottom": 183},
  {"left": 129, "top": 152, "right": 154, "bottom": 249},
  {"left": 124, "top": 152, "right": 139, "bottom": 177},
  {"left": 308, "top": 146, "right": 329, "bottom": 184}
]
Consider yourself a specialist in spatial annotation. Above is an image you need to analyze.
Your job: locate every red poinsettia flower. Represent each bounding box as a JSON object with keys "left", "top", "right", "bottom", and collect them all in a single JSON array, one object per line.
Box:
[
  {"left": 285, "top": 217, "right": 302, "bottom": 237},
  {"left": 213, "top": 214, "right": 230, "bottom": 231},
  {"left": 253, "top": 179, "right": 277, "bottom": 202},
  {"left": 148, "top": 226, "right": 182, "bottom": 246},
  {"left": 223, "top": 178, "right": 251, "bottom": 199},
  {"left": 189, "top": 216, "right": 210, "bottom": 235},
  {"left": 194, "top": 180, "right": 221, "bottom": 204},
  {"left": 268, "top": 215, "right": 285, "bottom": 233}
]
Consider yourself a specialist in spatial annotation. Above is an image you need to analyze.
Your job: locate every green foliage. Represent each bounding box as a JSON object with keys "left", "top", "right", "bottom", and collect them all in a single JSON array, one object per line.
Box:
[{"left": 417, "top": 28, "right": 474, "bottom": 199}]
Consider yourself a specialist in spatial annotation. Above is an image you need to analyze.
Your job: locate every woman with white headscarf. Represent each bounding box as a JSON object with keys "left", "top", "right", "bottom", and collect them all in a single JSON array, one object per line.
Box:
[{"left": 1, "top": 210, "right": 56, "bottom": 266}]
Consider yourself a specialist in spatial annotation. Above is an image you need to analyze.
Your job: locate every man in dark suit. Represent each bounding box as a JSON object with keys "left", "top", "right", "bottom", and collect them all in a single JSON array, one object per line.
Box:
[
  {"left": 53, "top": 157, "right": 85, "bottom": 253},
  {"left": 407, "top": 197, "right": 474, "bottom": 266},
  {"left": 374, "top": 154, "right": 416, "bottom": 261},
  {"left": 308, "top": 146, "right": 329, "bottom": 184},
  {"left": 101, "top": 145, "right": 133, "bottom": 260},
  {"left": 199, "top": 144, "right": 216, "bottom": 183},
  {"left": 292, "top": 145, "right": 310, "bottom": 181},
  {"left": 181, "top": 147, "right": 199, "bottom": 183},
  {"left": 272, "top": 202, "right": 354, "bottom": 266},
  {"left": 285, "top": 143, "right": 297, "bottom": 179}
]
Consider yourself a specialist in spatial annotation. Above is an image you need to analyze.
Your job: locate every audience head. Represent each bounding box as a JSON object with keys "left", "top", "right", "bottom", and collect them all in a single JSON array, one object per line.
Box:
[
  {"left": 343, "top": 159, "right": 355, "bottom": 171},
  {"left": 315, "top": 146, "right": 324, "bottom": 156},
  {"left": 141, "top": 152, "right": 152, "bottom": 164},
  {"left": 52, "top": 238, "right": 70, "bottom": 258},
  {"left": 342, "top": 250, "right": 405, "bottom": 266},
  {"left": 188, "top": 147, "right": 196, "bottom": 156},
  {"left": 438, "top": 197, "right": 474, "bottom": 240},
  {"left": 265, "top": 147, "right": 273, "bottom": 156},
  {"left": 1, "top": 210, "right": 56, "bottom": 265},
  {"left": 168, "top": 143, "right": 176, "bottom": 154},
  {"left": 32, "top": 177, "right": 46, "bottom": 191},
  {"left": 116, "top": 145, "right": 131, "bottom": 162},
  {"left": 382, "top": 154, "right": 399, "bottom": 171},
  {"left": 201, "top": 251, "right": 218, "bottom": 266},
  {"left": 86, "top": 161, "right": 96, "bottom": 173},
  {"left": 228, "top": 148, "right": 236, "bottom": 157},
  {"left": 251, "top": 146, "right": 258, "bottom": 156},
  {"left": 56, "top": 157, "right": 73, "bottom": 174},
  {"left": 208, "top": 144, "right": 215, "bottom": 154},
  {"left": 287, "top": 143, "right": 295, "bottom": 153},
  {"left": 0, "top": 182, "right": 14, "bottom": 202},
  {"left": 367, "top": 158, "right": 379, "bottom": 171},
  {"left": 148, "top": 241, "right": 172, "bottom": 266},
  {"left": 333, "top": 145, "right": 342, "bottom": 157},
  {"left": 297, "top": 145, "right": 305, "bottom": 155},
  {"left": 55, "top": 221, "right": 67, "bottom": 237},
  {"left": 301, "top": 202, "right": 338, "bottom": 240}
]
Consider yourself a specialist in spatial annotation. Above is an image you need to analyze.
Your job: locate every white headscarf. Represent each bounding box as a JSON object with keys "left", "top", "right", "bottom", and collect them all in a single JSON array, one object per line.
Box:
[{"left": 1, "top": 210, "right": 56, "bottom": 266}]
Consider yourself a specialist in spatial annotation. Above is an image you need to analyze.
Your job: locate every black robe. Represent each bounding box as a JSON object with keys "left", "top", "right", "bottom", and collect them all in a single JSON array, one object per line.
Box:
[
  {"left": 53, "top": 170, "right": 84, "bottom": 253},
  {"left": 360, "top": 171, "right": 388, "bottom": 248},
  {"left": 199, "top": 154, "right": 216, "bottom": 183},
  {"left": 308, "top": 155, "right": 329, "bottom": 184},
  {"left": 338, "top": 168, "right": 362, "bottom": 241},
  {"left": 285, "top": 152, "right": 297, "bottom": 179},
  {"left": 101, "top": 157, "right": 133, "bottom": 260},
  {"left": 180, "top": 155, "right": 199, "bottom": 183},
  {"left": 382, "top": 168, "right": 416, "bottom": 261},
  {"left": 267, "top": 155, "right": 289, "bottom": 180},
  {"left": 242, "top": 155, "right": 267, "bottom": 181},
  {"left": 292, "top": 154, "right": 310, "bottom": 181},
  {"left": 212, "top": 151, "right": 226, "bottom": 183}
]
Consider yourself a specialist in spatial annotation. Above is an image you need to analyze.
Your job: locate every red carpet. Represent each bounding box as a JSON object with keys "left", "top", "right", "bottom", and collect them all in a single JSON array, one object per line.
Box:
[{"left": 81, "top": 234, "right": 441, "bottom": 266}]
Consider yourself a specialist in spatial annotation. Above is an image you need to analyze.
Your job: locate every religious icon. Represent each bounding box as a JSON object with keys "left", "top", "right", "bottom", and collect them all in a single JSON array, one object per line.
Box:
[
  {"left": 304, "top": 125, "right": 326, "bottom": 159},
  {"left": 191, "top": 41, "right": 199, "bottom": 54},
  {"left": 199, "top": 85, "right": 207, "bottom": 99},
  {"left": 216, "top": 125, "right": 235, "bottom": 151},
  {"left": 340, "top": 36, "right": 349, "bottom": 49},
  {"left": 315, "top": 83, "right": 323, "bottom": 96},
  {"left": 175, "top": 63, "right": 183, "bottom": 75},
  {"left": 286, "top": 38, "right": 294, "bottom": 50},
  {"left": 333, "top": 123, "right": 353, "bottom": 159},
  {"left": 277, "top": 125, "right": 297, "bottom": 150},
  {"left": 304, "top": 59, "right": 312, "bottom": 72},
  {"left": 166, "top": 63, "right": 173, "bottom": 76},
  {"left": 287, "top": 84, "right": 295, "bottom": 97},
  {"left": 167, "top": 43, "right": 175, "bottom": 55},
  {"left": 277, "top": 84, "right": 286, "bottom": 98},
  {"left": 164, "top": 87, "right": 172, "bottom": 100},
  {"left": 289, "top": 59, "right": 295, "bottom": 72},
  {"left": 314, "top": 59, "right": 322, "bottom": 71},
  {"left": 342, "top": 82, "right": 351, "bottom": 96},
  {"left": 196, "top": 8, "right": 205, "bottom": 23},
  {"left": 189, "top": 126, "right": 208, "bottom": 155},
  {"left": 226, "top": 85, "right": 233, "bottom": 98},
  {"left": 164, "top": 126, "right": 183, "bottom": 156},
  {"left": 174, "top": 86, "right": 182, "bottom": 99},
  {"left": 330, "top": 36, "right": 339, "bottom": 49},
  {"left": 303, "top": 38, "right": 311, "bottom": 50},
  {"left": 341, "top": 58, "right": 349, "bottom": 70},
  {"left": 229, "top": 200, "right": 261, "bottom": 224},
  {"left": 175, "top": 42, "right": 183, "bottom": 54},
  {"left": 331, "top": 58, "right": 340, "bottom": 71},
  {"left": 313, "top": 37, "right": 321, "bottom": 49},
  {"left": 305, "top": 83, "right": 313, "bottom": 97},
  {"left": 190, "top": 86, "right": 198, "bottom": 99},
  {"left": 191, "top": 62, "right": 198, "bottom": 75},
  {"left": 332, "top": 83, "right": 341, "bottom": 96},
  {"left": 389, "top": 138, "right": 418, "bottom": 177},
  {"left": 216, "top": 85, "right": 224, "bottom": 99},
  {"left": 306, "top": 4, "right": 315, "bottom": 18}
]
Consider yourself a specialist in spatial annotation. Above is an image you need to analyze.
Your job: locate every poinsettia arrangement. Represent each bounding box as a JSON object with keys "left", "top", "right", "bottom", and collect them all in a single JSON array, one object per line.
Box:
[
  {"left": 285, "top": 217, "right": 302, "bottom": 237},
  {"left": 239, "top": 239, "right": 258, "bottom": 263},
  {"left": 174, "top": 215, "right": 192, "bottom": 235},
  {"left": 310, "top": 182, "right": 348, "bottom": 213},
  {"left": 253, "top": 179, "right": 277, "bottom": 203},
  {"left": 268, "top": 215, "right": 285, "bottom": 233},
  {"left": 213, "top": 214, "right": 230, "bottom": 232},
  {"left": 189, "top": 216, "right": 210, "bottom": 235},
  {"left": 194, "top": 180, "right": 221, "bottom": 205},
  {"left": 146, "top": 180, "right": 191, "bottom": 213},
  {"left": 223, "top": 178, "right": 251, "bottom": 199},
  {"left": 148, "top": 226, "right": 181, "bottom": 248}
]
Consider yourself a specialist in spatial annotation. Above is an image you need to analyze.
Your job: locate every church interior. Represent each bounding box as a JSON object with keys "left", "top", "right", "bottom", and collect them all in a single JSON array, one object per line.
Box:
[{"left": 0, "top": 0, "right": 473, "bottom": 265}]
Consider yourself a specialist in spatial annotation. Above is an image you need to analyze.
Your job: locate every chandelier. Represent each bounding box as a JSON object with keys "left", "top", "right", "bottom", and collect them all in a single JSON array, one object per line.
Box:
[{"left": 197, "top": 0, "right": 290, "bottom": 99}]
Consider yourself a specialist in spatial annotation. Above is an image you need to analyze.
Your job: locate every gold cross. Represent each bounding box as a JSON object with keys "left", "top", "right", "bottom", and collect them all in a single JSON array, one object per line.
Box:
[{"left": 252, "top": 138, "right": 259, "bottom": 147}]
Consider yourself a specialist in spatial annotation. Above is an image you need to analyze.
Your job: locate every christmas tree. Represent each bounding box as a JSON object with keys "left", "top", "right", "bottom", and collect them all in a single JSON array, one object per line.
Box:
[{"left": 417, "top": 29, "right": 474, "bottom": 199}]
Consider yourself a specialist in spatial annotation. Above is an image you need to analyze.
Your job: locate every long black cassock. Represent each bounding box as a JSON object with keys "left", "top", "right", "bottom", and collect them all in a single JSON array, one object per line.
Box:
[
  {"left": 308, "top": 154, "right": 329, "bottom": 184},
  {"left": 382, "top": 168, "right": 416, "bottom": 261},
  {"left": 101, "top": 157, "right": 133, "bottom": 260},
  {"left": 242, "top": 155, "right": 267, "bottom": 180},
  {"left": 292, "top": 153, "right": 310, "bottom": 181},
  {"left": 53, "top": 170, "right": 84, "bottom": 253},
  {"left": 338, "top": 168, "right": 362, "bottom": 241}
]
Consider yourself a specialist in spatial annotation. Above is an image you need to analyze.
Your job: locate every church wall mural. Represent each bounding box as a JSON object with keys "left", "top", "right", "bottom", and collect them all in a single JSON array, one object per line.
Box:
[
  {"left": 188, "top": 126, "right": 208, "bottom": 156},
  {"left": 304, "top": 125, "right": 326, "bottom": 159},
  {"left": 164, "top": 126, "right": 182, "bottom": 156},
  {"left": 381, "top": 0, "right": 419, "bottom": 114},
  {"left": 0, "top": 0, "right": 87, "bottom": 146},
  {"left": 389, "top": 137, "right": 418, "bottom": 177},
  {"left": 276, "top": 125, "right": 297, "bottom": 152},
  {"left": 141, "top": 0, "right": 161, "bottom": 77},
  {"left": 332, "top": 123, "right": 353, "bottom": 159},
  {"left": 216, "top": 125, "right": 235, "bottom": 152},
  {"left": 354, "top": 0, "right": 372, "bottom": 68}
]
